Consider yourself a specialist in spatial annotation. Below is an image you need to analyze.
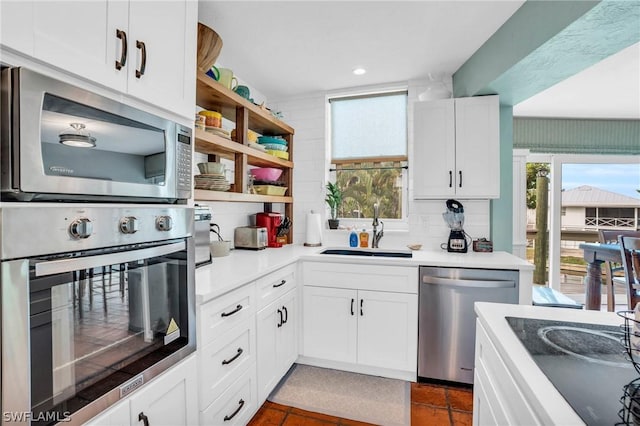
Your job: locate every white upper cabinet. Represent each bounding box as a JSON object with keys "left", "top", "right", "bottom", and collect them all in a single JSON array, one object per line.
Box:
[
  {"left": 31, "top": 1, "right": 128, "bottom": 93},
  {"left": 127, "top": 0, "right": 196, "bottom": 118},
  {"left": 413, "top": 95, "right": 500, "bottom": 199},
  {"left": 0, "top": 1, "right": 35, "bottom": 54},
  {"left": 0, "top": 0, "right": 196, "bottom": 119}
]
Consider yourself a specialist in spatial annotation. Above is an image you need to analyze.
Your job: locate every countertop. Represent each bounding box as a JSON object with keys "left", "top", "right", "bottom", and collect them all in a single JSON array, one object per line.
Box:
[
  {"left": 475, "top": 302, "right": 624, "bottom": 425},
  {"left": 196, "top": 244, "right": 533, "bottom": 304}
]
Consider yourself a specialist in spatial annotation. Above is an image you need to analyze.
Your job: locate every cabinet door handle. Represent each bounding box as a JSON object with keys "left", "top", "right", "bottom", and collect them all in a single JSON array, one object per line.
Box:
[
  {"left": 223, "top": 399, "right": 245, "bottom": 421},
  {"left": 277, "top": 309, "right": 283, "bottom": 327},
  {"left": 360, "top": 299, "right": 364, "bottom": 316},
  {"left": 273, "top": 279, "right": 286, "bottom": 288},
  {"left": 459, "top": 170, "right": 463, "bottom": 188},
  {"left": 350, "top": 298, "right": 354, "bottom": 316},
  {"left": 138, "top": 412, "right": 149, "bottom": 426},
  {"left": 115, "top": 29, "right": 127, "bottom": 70},
  {"left": 449, "top": 171, "right": 453, "bottom": 188},
  {"left": 221, "top": 348, "right": 243, "bottom": 365},
  {"left": 221, "top": 304, "right": 243, "bottom": 317},
  {"left": 282, "top": 306, "right": 288, "bottom": 324},
  {"left": 136, "top": 40, "right": 147, "bottom": 78}
]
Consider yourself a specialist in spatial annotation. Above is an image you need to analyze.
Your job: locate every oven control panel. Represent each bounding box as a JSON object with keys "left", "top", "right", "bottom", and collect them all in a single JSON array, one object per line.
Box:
[{"left": 0, "top": 207, "right": 193, "bottom": 260}]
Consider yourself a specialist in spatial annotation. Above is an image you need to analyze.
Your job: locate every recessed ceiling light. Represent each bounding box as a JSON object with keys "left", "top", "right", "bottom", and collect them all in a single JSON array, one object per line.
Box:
[{"left": 353, "top": 67, "right": 366, "bottom": 76}]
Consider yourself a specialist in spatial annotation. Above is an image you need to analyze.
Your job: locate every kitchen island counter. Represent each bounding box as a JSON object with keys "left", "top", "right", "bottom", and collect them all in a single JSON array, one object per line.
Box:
[{"left": 474, "top": 302, "right": 627, "bottom": 426}]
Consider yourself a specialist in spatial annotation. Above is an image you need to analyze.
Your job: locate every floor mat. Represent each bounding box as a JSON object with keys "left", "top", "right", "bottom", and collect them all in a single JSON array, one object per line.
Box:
[{"left": 268, "top": 364, "right": 410, "bottom": 425}]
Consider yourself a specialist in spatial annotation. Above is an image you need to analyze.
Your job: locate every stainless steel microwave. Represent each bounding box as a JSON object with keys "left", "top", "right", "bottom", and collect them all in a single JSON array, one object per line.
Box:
[{"left": 0, "top": 67, "right": 192, "bottom": 203}]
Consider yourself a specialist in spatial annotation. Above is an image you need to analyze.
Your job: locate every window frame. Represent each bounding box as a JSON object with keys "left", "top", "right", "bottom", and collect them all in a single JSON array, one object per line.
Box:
[{"left": 327, "top": 86, "right": 409, "bottom": 224}]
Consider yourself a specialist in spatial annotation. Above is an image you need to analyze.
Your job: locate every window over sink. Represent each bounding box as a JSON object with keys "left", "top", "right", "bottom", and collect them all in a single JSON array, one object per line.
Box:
[{"left": 329, "top": 90, "right": 408, "bottom": 220}]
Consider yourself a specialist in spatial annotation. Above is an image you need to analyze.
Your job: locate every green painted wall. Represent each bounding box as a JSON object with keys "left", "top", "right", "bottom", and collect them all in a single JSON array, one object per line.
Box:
[{"left": 490, "top": 105, "right": 514, "bottom": 252}]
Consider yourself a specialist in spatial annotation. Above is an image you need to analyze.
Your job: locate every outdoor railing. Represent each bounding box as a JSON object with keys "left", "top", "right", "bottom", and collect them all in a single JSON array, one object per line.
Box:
[{"left": 585, "top": 217, "right": 636, "bottom": 228}]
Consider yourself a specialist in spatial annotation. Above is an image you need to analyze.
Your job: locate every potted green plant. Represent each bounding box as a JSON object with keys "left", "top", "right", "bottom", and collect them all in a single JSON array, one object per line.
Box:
[{"left": 325, "top": 182, "right": 343, "bottom": 229}]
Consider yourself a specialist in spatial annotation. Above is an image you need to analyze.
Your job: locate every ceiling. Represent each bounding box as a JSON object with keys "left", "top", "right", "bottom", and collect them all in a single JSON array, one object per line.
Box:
[
  {"left": 513, "top": 41, "right": 640, "bottom": 119},
  {"left": 199, "top": 1, "right": 524, "bottom": 99},
  {"left": 199, "top": 1, "right": 639, "bottom": 119}
]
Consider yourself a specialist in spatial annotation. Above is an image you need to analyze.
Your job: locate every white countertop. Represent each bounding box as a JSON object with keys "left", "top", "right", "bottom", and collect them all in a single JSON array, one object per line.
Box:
[
  {"left": 196, "top": 245, "right": 533, "bottom": 304},
  {"left": 475, "top": 302, "right": 625, "bottom": 426}
]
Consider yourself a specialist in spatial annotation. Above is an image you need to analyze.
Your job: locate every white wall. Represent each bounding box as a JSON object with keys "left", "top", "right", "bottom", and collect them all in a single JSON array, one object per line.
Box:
[
  {"left": 198, "top": 77, "right": 492, "bottom": 250},
  {"left": 268, "top": 78, "right": 491, "bottom": 251}
]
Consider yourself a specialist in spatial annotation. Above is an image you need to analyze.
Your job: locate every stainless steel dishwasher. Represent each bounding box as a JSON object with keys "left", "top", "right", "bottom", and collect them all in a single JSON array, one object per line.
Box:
[{"left": 418, "top": 266, "right": 519, "bottom": 384}]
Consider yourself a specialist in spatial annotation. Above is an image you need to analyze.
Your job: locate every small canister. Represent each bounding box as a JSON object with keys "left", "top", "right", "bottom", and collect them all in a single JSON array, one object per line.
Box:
[
  {"left": 195, "top": 114, "right": 206, "bottom": 130},
  {"left": 198, "top": 110, "right": 222, "bottom": 128}
]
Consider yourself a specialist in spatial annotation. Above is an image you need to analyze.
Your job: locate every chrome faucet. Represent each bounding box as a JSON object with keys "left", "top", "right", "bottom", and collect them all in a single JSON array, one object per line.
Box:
[{"left": 372, "top": 203, "right": 384, "bottom": 248}]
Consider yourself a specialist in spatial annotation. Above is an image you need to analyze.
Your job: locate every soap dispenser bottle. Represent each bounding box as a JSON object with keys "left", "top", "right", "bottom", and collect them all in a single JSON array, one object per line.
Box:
[
  {"left": 359, "top": 229, "right": 369, "bottom": 248},
  {"left": 349, "top": 229, "right": 358, "bottom": 247}
]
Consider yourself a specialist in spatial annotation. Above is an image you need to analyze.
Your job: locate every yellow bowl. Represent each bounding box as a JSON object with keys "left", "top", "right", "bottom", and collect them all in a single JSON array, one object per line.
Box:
[
  {"left": 253, "top": 185, "right": 288, "bottom": 196},
  {"left": 266, "top": 150, "right": 289, "bottom": 160}
]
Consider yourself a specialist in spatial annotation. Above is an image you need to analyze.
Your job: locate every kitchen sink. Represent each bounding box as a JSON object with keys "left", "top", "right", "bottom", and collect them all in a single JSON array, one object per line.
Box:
[{"left": 320, "top": 248, "right": 413, "bottom": 258}]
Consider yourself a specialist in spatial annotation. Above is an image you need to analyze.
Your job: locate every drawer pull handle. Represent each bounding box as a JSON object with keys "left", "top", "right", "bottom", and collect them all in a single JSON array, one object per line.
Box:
[
  {"left": 222, "top": 348, "right": 243, "bottom": 365},
  {"left": 136, "top": 40, "right": 147, "bottom": 78},
  {"left": 138, "top": 412, "right": 149, "bottom": 426},
  {"left": 282, "top": 306, "right": 288, "bottom": 324},
  {"left": 223, "top": 399, "right": 245, "bottom": 421},
  {"left": 115, "top": 29, "right": 127, "bottom": 70},
  {"left": 221, "top": 304, "right": 243, "bottom": 317},
  {"left": 277, "top": 309, "right": 283, "bottom": 327},
  {"left": 273, "top": 279, "right": 286, "bottom": 288}
]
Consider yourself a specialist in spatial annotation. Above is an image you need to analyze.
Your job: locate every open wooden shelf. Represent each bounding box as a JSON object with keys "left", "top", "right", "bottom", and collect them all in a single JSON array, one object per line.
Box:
[
  {"left": 194, "top": 189, "right": 293, "bottom": 204},
  {"left": 194, "top": 71, "right": 295, "bottom": 243},
  {"left": 194, "top": 129, "right": 293, "bottom": 169},
  {"left": 196, "top": 71, "right": 294, "bottom": 136}
]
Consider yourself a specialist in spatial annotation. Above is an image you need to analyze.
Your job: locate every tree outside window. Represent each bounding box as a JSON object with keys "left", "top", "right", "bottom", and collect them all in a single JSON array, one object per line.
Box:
[{"left": 330, "top": 91, "right": 407, "bottom": 220}]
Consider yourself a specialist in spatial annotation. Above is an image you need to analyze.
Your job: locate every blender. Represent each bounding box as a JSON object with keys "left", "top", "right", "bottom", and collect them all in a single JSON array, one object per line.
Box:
[{"left": 443, "top": 199, "right": 468, "bottom": 253}]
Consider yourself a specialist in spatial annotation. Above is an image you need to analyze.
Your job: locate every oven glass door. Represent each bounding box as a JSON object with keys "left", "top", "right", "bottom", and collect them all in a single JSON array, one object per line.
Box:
[{"left": 29, "top": 240, "right": 191, "bottom": 422}]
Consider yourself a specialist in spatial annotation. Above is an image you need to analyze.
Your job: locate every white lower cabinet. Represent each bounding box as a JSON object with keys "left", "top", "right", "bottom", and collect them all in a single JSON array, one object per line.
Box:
[
  {"left": 85, "top": 355, "right": 198, "bottom": 426},
  {"left": 301, "top": 262, "right": 418, "bottom": 380},
  {"left": 473, "top": 320, "right": 541, "bottom": 426},
  {"left": 257, "top": 289, "right": 297, "bottom": 404},
  {"left": 303, "top": 286, "right": 417, "bottom": 373},
  {"left": 200, "top": 368, "right": 257, "bottom": 426},
  {"left": 302, "top": 286, "right": 357, "bottom": 363}
]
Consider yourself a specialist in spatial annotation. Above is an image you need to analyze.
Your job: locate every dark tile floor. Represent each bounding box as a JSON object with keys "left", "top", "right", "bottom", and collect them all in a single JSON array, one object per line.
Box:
[{"left": 248, "top": 382, "right": 473, "bottom": 425}]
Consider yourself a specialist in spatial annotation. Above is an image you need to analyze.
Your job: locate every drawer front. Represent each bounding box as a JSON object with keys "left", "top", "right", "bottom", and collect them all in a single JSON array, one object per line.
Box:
[
  {"left": 199, "top": 319, "right": 256, "bottom": 408},
  {"left": 256, "top": 264, "right": 296, "bottom": 310},
  {"left": 198, "top": 283, "right": 255, "bottom": 347},
  {"left": 302, "top": 262, "right": 417, "bottom": 294},
  {"left": 201, "top": 368, "right": 257, "bottom": 426},
  {"left": 475, "top": 322, "right": 540, "bottom": 425}
]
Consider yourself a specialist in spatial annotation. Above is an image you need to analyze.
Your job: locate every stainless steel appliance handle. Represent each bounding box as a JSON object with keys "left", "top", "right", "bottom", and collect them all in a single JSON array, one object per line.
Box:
[
  {"left": 422, "top": 275, "right": 515, "bottom": 289},
  {"left": 35, "top": 241, "right": 185, "bottom": 277}
]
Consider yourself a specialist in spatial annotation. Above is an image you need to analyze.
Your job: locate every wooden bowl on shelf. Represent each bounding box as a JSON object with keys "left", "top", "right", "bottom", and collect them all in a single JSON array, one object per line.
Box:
[{"left": 197, "top": 23, "right": 223, "bottom": 73}]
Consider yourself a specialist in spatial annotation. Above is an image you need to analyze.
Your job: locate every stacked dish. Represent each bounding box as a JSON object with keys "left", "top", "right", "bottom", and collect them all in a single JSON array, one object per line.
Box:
[
  {"left": 194, "top": 174, "right": 230, "bottom": 191},
  {"left": 257, "top": 136, "right": 289, "bottom": 160}
]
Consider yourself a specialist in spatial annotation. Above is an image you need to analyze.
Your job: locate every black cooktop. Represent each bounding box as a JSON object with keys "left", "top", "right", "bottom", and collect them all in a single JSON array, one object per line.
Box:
[{"left": 506, "top": 316, "right": 636, "bottom": 425}]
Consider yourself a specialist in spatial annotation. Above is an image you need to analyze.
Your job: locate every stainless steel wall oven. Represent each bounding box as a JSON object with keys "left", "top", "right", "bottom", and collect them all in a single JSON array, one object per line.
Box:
[
  {"left": 0, "top": 206, "right": 195, "bottom": 425},
  {"left": 0, "top": 67, "right": 192, "bottom": 203}
]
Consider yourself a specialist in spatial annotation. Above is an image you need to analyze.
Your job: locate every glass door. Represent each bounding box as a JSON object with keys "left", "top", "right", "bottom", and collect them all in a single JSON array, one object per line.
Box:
[{"left": 29, "top": 240, "right": 192, "bottom": 422}]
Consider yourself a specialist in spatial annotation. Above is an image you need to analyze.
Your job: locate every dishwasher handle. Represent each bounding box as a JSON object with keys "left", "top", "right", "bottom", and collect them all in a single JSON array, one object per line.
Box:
[{"left": 422, "top": 275, "right": 515, "bottom": 289}]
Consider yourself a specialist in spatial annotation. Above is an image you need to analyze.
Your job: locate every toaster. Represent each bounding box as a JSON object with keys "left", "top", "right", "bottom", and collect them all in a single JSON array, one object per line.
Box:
[{"left": 234, "top": 226, "right": 268, "bottom": 250}]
